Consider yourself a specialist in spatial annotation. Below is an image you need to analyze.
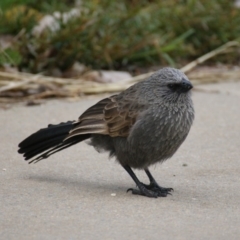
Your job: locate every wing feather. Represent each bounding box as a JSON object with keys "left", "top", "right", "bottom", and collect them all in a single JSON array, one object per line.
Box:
[{"left": 64, "top": 90, "right": 146, "bottom": 140}]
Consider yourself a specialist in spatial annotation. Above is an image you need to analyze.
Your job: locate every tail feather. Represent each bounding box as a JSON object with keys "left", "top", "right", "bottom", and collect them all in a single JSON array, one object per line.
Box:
[
  {"left": 18, "top": 121, "right": 90, "bottom": 163},
  {"left": 28, "top": 135, "right": 90, "bottom": 164},
  {"left": 23, "top": 136, "right": 66, "bottom": 159},
  {"left": 19, "top": 135, "right": 64, "bottom": 154},
  {"left": 19, "top": 121, "right": 75, "bottom": 149}
]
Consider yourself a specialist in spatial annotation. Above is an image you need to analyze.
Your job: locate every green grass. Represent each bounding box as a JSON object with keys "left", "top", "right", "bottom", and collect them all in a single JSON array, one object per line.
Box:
[{"left": 0, "top": 0, "right": 240, "bottom": 74}]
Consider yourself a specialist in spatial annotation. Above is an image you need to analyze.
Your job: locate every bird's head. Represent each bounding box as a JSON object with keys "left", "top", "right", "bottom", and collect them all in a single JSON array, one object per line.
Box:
[{"left": 147, "top": 67, "right": 193, "bottom": 103}]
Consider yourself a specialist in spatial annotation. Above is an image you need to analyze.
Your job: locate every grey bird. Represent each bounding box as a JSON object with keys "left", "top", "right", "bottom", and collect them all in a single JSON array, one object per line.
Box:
[{"left": 18, "top": 67, "right": 194, "bottom": 198}]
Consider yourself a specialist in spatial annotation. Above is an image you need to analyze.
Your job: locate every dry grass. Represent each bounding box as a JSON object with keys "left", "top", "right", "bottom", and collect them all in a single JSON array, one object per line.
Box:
[{"left": 1, "top": 41, "right": 240, "bottom": 103}]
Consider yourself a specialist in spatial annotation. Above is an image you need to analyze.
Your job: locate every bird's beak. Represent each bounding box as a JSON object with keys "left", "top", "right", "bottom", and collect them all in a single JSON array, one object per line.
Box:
[{"left": 181, "top": 78, "right": 193, "bottom": 92}]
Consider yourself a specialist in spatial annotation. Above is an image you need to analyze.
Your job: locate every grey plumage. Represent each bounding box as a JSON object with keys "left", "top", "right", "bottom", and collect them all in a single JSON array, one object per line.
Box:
[{"left": 18, "top": 67, "right": 194, "bottom": 198}]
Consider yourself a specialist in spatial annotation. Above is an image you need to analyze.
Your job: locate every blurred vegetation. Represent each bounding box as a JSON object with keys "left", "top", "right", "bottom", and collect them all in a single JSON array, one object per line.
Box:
[{"left": 0, "top": 0, "right": 240, "bottom": 75}]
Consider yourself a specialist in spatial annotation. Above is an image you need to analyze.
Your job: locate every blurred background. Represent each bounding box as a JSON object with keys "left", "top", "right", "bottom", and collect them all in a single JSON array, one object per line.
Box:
[{"left": 0, "top": 0, "right": 240, "bottom": 103}]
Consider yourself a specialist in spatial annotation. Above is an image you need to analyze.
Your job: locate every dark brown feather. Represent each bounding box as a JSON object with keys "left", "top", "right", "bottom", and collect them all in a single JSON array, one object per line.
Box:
[{"left": 64, "top": 92, "right": 144, "bottom": 141}]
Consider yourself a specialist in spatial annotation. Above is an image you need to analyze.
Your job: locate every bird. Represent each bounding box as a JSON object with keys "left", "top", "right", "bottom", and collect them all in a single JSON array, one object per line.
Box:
[{"left": 18, "top": 67, "right": 194, "bottom": 198}]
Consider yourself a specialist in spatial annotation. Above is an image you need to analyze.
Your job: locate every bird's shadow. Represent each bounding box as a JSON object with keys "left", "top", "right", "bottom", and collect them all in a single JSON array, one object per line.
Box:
[
  {"left": 24, "top": 173, "right": 128, "bottom": 196},
  {"left": 23, "top": 173, "right": 209, "bottom": 202}
]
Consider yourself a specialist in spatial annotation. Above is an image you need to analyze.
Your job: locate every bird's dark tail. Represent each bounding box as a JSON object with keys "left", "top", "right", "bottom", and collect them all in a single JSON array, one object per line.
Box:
[{"left": 18, "top": 121, "right": 90, "bottom": 164}]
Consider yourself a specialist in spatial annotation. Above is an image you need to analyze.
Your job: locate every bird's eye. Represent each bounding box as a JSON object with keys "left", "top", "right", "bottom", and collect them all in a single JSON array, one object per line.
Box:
[
  {"left": 167, "top": 83, "right": 178, "bottom": 91},
  {"left": 167, "top": 83, "right": 182, "bottom": 92}
]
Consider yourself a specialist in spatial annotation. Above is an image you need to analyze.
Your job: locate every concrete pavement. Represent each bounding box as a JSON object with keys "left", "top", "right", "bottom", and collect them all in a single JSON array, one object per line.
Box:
[{"left": 0, "top": 82, "right": 240, "bottom": 240}]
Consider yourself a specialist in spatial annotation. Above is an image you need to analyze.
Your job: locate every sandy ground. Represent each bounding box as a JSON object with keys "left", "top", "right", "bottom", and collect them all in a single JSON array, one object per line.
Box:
[{"left": 0, "top": 82, "right": 240, "bottom": 240}]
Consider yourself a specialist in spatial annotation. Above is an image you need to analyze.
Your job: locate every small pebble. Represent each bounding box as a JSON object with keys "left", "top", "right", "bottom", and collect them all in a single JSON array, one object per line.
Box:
[
  {"left": 182, "top": 163, "right": 188, "bottom": 167},
  {"left": 2, "top": 168, "right": 6, "bottom": 171},
  {"left": 111, "top": 193, "right": 116, "bottom": 197}
]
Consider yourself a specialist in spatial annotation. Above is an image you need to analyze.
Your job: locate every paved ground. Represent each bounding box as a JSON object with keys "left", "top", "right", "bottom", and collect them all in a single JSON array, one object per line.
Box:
[{"left": 1, "top": 81, "right": 240, "bottom": 240}]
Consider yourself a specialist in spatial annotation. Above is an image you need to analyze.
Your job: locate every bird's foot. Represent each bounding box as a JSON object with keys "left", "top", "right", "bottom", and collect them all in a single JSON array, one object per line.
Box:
[
  {"left": 127, "top": 181, "right": 173, "bottom": 198},
  {"left": 143, "top": 182, "right": 173, "bottom": 197},
  {"left": 127, "top": 185, "right": 158, "bottom": 198}
]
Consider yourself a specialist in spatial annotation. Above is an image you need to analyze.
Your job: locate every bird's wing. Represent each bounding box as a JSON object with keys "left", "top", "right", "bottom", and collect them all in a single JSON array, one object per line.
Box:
[{"left": 65, "top": 93, "right": 145, "bottom": 140}]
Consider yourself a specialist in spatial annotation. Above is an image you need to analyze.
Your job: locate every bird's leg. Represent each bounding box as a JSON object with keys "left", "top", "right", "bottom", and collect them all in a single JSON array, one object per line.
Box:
[
  {"left": 143, "top": 168, "right": 173, "bottom": 196},
  {"left": 123, "top": 165, "right": 158, "bottom": 198}
]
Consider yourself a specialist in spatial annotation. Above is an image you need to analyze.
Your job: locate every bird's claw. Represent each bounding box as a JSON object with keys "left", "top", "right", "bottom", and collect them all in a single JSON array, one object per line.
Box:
[
  {"left": 127, "top": 188, "right": 133, "bottom": 193},
  {"left": 127, "top": 187, "right": 161, "bottom": 198},
  {"left": 144, "top": 183, "right": 173, "bottom": 195}
]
